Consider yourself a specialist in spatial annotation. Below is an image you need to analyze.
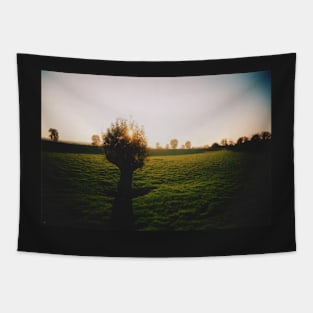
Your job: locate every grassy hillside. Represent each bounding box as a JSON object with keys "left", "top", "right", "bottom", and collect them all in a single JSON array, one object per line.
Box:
[{"left": 41, "top": 150, "right": 271, "bottom": 230}]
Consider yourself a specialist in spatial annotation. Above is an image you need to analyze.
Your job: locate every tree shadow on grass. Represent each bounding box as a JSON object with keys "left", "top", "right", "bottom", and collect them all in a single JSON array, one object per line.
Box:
[{"left": 109, "top": 187, "right": 156, "bottom": 230}]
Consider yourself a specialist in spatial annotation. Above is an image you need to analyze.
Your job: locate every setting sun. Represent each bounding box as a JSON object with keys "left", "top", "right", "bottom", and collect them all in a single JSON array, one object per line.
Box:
[{"left": 128, "top": 129, "right": 134, "bottom": 138}]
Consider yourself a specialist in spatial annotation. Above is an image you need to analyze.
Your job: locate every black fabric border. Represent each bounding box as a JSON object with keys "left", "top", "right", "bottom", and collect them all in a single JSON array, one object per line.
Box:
[{"left": 17, "top": 53, "right": 296, "bottom": 257}]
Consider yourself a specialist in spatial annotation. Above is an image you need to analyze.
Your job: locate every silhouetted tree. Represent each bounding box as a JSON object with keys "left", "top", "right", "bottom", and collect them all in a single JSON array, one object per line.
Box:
[
  {"left": 251, "top": 133, "right": 261, "bottom": 143},
  {"left": 170, "top": 139, "right": 178, "bottom": 149},
  {"left": 261, "top": 131, "right": 271, "bottom": 141},
  {"left": 91, "top": 134, "right": 101, "bottom": 146},
  {"left": 185, "top": 141, "right": 191, "bottom": 149},
  {"left": 242, "top": 136, "right": 249, "bottom": 143},
  {"left": 237, "top": 136, "right": 249, "bottom": 145},
  {"left": 103, "top": 118, "right": 148, "bottom": 196},
  {"left": 220, "top": 138, "right": 228, "bottom": 147},
  {"left": 210, "top": 142, "right": 221, "bottom": 150},
  {"left": 156, "top": 142, "right": 161, "bottom": 149},
  {"left": 227, "top": 139, "right": 234, "bottom": 146},
  {"left": 49, "top": 128, "right": 59, "bottom": 142},
  {"left": 233, "top": 132, "right": 272, "bottom": 152}
]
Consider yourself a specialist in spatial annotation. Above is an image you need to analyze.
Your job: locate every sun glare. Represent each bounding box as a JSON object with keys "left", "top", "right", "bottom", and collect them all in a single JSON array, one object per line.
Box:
[{"left": 128, "top": 129, "right": 134, "bottom": 138}]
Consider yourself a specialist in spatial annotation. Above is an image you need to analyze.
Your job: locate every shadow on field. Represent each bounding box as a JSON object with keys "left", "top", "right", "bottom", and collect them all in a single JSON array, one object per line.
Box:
[{"left": 110, "top": 187, "right": 156, "bottom": 230}]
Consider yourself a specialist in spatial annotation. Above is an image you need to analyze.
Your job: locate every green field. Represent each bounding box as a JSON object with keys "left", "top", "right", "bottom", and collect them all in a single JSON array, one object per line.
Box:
[{"left": 42, "top": 150, "right": 271, "bottom": 230}]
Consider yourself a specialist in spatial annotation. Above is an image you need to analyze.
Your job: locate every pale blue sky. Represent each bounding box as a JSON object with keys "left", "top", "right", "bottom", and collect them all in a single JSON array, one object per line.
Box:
[{"left": 41, "top": 70, "right": 271, "bottom": 147}]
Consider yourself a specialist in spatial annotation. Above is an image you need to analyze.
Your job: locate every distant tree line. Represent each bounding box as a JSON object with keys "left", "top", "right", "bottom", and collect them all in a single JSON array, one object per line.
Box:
[
  {"left": 49, "top": 126, "right": 270, "bottom": 154},
  {"left": 209, "top": 131, "right": 271, "bottom": 152},
  {"left": 155, "top": 139, "right": 192, "bottom": 150}
]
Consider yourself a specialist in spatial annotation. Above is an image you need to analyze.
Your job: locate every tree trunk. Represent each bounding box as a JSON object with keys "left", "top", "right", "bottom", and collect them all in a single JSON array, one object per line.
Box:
[
  {"left": 111, "top": 167, "right": 134, "bottom": 230},
  {"left": 118, "top": 167, "right": 133, "bottom": 196}
]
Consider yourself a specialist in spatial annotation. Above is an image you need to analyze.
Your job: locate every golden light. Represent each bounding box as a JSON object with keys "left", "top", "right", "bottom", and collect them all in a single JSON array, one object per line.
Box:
[{"left": 128, "top": 129, "right": 134, "bottom": 138}]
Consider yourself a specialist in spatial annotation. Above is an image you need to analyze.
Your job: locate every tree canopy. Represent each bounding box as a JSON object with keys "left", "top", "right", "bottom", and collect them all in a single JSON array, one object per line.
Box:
[
  {"left": 185, "top": 141, "right": 191, "bottom": 149},
  {"left": 49, "top": 128, "right": 59, "bottom": 142},
  {"left": 103, "top": 118, "right": 148, "bottom": 173},
  {"left": 91, "top": 134, "right": 101, "bottom": 146},
  {"left": 170, "top": 138, "right": 178, "bottom": 149}
]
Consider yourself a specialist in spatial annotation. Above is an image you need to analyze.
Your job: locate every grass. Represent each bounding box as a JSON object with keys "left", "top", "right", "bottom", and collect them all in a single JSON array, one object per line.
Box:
[{"left": 41, "top": 150, "right": 271, "bottom": 230}]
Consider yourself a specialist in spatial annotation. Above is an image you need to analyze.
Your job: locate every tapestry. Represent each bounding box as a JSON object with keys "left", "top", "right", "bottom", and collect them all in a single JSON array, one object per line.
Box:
[{"left": 17, "top": 53, "right": 296, "bottom": 256}]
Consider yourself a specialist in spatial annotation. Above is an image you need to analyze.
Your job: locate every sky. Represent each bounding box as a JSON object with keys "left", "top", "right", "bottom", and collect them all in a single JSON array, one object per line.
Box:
[{"left": 41, "top": 70, "right": 271, "bottom": 147}]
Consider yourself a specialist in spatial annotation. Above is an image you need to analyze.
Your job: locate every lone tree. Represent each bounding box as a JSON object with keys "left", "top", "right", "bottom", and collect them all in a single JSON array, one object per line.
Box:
[
  {"left": 103, "top": 118, "right": 148, "bottom": 196},
  {"left": 170, "top": 138, "right": 178, "bottom": 149},
  {"left": 185, "top": 141, "right": 191, "bottom": 149},
  {"left": 49, "top": 128, "right": 59, "bottom": 142},
  {"left": 91, "top": 134, "right": 101, "bottom": 146}
]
